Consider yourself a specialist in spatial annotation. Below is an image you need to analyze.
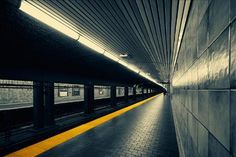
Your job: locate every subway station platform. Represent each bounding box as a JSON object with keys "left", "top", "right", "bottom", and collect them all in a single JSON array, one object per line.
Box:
[
  {"left": 0, "top": 0, "right": 235, "bottom": 156},
  {"left": 6, "top": 94, "right": 179, "bottom": 157}
]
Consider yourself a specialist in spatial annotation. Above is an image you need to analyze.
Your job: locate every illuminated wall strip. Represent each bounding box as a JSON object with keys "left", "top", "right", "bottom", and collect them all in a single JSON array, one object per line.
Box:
[{"left": 19, "top": 0, "right": 164, "bottom": 88}]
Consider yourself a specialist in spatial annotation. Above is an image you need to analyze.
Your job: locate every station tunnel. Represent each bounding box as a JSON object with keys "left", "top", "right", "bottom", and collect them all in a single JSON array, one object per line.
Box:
[{"left": 0, "top": 0, "right": 235, "bottom": 156}]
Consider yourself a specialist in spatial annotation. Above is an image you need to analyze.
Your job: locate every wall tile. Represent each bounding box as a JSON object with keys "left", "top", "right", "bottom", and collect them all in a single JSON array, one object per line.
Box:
[
  {"left": 230, "top": 20, "right": 236, "bottom": 88},
  {"left": 186, "top": 91, "right": 192, "bottom": 111},
  {"left": 208, "top": 28, "right": 229, "bottom": 89},
  {"left": 198, "top": 51, "right": 209, "bottom": 89},
  {"left": 208, "top": 90, "right": 230, "bottom": 150},
  {"left": 197, "top": 10, "right": 208, "bottom": 56},
  {"left": 198, "top": 0, "right": 209, "bottom": 25},
  {"left": 189, "top": 2, "right": 198, "bottom": 63},
  {"left": 188, "top": 113, "right": 198, "bottom": 147},
  {"left": 198, "top": 90, "right": 209, "bottom": 128},
  {"left": 198, "top": 123, "right": 208, "bottom": 157},
  {"left": 187, "top": 135, "right": 201, "bottom": 157},
  {"left": 209, "top": 134, "right": 231, "bottom": 157},
  {"left": 208, "top": 0, "right": 229, "bottom": 43},
  {"left": 230, "top": 91, "right": 236, "bottom": 156},
  {"left": 231, "top": 0, "right": 236, "bottom": 20},
  {"left": 192, "top": 90, "right": 198, "bottom": 118}
]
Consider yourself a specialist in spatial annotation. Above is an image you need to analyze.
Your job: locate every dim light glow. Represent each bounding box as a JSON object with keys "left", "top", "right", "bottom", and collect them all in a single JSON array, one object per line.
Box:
[
  {"left": 20, "top": 1, "right": 78, "bottom": 40},
  {"left": 103, "top": 51, "right": 120, "bottom": 62},
  {"left": 78, "top": 36, "right": 105, "bottom": 54}
]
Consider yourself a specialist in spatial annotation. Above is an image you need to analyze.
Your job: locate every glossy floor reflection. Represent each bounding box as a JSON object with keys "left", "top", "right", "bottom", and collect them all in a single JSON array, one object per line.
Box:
[{"left": 39, "top": 94, "right": 179, "bottom": 157}]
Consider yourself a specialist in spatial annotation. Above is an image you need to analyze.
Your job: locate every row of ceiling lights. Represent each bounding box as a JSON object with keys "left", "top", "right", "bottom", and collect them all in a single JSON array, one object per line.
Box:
[{"left": 20, "top": 0, "right": 164, "bottom": 87}]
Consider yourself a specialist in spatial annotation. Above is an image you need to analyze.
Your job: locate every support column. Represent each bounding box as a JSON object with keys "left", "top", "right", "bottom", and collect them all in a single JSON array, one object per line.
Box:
[
  {"left": 110, "top": 85, "right": 116, "bottom": 107},
  {"left": 124, "top": 86, "right": 129, "bottom": 102},
  {"left": 44, "top": 82, "right": 55, "bottom": 126},
  {"left": 133, "top": 86, "right": 136, "bottom": 99},
  {"left": 142, "top": 88, "right": 144, "bottom": 96},
  {"left": 147, "top": 88, "right": 149, "bottom": 97},
  {"left": 33, "top": 81, "right": 44, "bottom": 129},
  {"left": 84, "top": 83, "right": 94, "bottom": 114}
]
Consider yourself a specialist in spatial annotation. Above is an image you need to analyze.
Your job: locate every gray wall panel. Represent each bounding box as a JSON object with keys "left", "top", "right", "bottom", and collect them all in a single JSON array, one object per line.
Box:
[{"left": 171, "top": 0, "right": 234, "bottom": 156}]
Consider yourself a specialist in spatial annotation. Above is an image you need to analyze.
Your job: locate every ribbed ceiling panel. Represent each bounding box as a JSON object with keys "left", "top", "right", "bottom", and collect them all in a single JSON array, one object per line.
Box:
[{"left": 24, "top": 0, "right": 191, "bottom": 82}]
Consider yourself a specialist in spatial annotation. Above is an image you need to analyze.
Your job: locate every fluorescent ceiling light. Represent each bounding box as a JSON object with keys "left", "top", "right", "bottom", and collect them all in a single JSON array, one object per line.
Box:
[
  {"left": 139, "top": 71, "right": 147, "bottom": 78},
  {"left": 127, "top": 65, "right": 140, "bottom": 73},
  {"left": 78, "top": 36, "right": 105, "bottom": 54},
  {"left": 103, "top": 51, "right": 120, "bottom": 62},
  {"left": 118, "top": 60, "right": 128, "bottom": 67},
  {"left": 20, "top": 1, "right": 78, "bottom": 40}
]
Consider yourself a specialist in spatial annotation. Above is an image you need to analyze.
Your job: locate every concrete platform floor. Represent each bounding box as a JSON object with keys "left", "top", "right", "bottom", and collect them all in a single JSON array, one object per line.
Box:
[
  {"left": 9, "top": 94, "right": 179, "bottom": 157},
  {"left": 39, "top": 95, "right": 179, "bottom": 157}
]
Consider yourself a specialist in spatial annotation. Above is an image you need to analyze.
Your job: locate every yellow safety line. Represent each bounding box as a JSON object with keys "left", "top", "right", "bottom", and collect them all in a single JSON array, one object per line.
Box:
[{"left": 5, "top": 95, "right": 159, "bottom": 157}]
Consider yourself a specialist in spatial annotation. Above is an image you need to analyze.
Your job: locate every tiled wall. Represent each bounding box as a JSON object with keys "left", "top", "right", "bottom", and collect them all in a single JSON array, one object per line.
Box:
[
  {"left": 116, "top": 86, "right": 125, "bottom": 97},
  {"left": 94, "top": 85, "right": 111, "bottom": 99},
  {"left": 54, "top": 83, "right": 84, "bottom": 104},
  {"left": 171, "top": 0, "right": 236, "bottom": 156},
  {"left": 0, "top": 80, "right": 33, "bottom": 105},
  {"left": 0, "top": 81, "right": 116, "bottom": 107}
]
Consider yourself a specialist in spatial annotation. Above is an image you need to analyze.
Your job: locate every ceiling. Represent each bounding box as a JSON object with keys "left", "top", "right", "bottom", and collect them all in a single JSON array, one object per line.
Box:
[
  {"left": 0, "top": 2, "right": 162, "bottom": 89},
  {"left": 22, "top": 0, "right": 192, "bottom": 83}
]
